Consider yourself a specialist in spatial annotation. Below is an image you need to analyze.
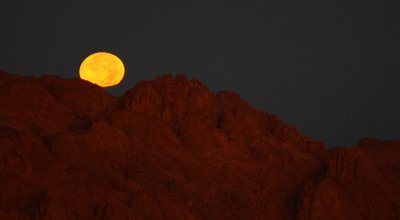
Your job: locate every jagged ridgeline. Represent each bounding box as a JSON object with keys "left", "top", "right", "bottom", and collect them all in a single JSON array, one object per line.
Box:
[{"left": 0, "top": 70, "right": 399, "bottom": 219}]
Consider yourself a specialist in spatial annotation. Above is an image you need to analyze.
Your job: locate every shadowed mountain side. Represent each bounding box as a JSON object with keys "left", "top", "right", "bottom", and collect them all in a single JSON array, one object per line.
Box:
[{"left": 0, "top": 70, "right": 399, "bottom": 219}]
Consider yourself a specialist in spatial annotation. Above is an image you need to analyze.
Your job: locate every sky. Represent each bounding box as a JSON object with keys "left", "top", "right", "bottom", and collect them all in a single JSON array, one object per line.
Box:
[{"left": 1, "top": 1, "right": 399, "bottom": 147}]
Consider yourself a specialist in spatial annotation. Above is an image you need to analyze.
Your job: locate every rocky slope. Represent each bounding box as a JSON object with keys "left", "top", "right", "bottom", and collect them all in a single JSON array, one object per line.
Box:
[{"left": 0, "top": 70, "right": 399, "bottom": 219}]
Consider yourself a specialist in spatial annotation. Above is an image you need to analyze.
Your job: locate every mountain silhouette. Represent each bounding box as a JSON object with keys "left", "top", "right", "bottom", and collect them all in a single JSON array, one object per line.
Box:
[{"left": 0, "top": 70, "right": 399, "bottom": 219}]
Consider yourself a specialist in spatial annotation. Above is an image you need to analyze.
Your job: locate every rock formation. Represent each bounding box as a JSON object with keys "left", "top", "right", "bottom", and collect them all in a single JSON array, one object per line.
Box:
[{"left": 0, "top": 70, "right": 399, "bottom": 219}]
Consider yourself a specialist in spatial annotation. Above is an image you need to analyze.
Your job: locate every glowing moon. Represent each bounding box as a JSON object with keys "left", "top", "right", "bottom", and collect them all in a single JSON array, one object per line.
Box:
[{"left": 79, "top": 52, "right": 125, "bottom": 87}]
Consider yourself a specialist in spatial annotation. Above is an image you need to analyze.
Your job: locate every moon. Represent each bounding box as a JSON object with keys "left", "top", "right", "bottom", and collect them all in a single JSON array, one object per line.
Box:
[{"left": 79, "top": 52, "right": 125, "bottom": 87}]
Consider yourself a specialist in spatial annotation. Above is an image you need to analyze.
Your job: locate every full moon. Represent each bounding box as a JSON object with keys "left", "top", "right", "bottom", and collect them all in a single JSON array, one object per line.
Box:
[{"left": 79, "top": 52, "right": 125, "bottom": 87}]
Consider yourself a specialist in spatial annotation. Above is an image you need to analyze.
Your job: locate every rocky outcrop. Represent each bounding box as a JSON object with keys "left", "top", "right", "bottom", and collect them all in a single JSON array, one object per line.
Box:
[
  {"left": 0, "top": 70, "right": 398, "bottom": 219},
  {"left": 297, "top": 140, "right": 400, "bottom": 220}
]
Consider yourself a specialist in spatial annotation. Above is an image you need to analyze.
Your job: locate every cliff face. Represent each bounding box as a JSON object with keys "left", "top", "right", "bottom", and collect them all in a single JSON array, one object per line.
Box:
[{"left": 0, "top": 71, "right": 399, "bottom": 219}]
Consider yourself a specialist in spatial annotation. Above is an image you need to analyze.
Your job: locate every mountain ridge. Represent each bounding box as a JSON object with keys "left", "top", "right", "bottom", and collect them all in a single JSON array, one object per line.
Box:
[{"left": 0, "top": 70, "right": 399, "bottom": 219}]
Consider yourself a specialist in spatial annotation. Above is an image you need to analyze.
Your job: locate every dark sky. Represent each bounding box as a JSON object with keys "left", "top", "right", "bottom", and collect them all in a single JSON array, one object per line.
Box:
[{"left": 1, "top": 1, "right": 399, "bottom": 147}]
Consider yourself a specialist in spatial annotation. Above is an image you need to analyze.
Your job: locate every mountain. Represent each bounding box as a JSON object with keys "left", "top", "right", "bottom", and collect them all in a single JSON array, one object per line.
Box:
[{"left": 0, "top": 70, "right": 399, "bottom": 219}]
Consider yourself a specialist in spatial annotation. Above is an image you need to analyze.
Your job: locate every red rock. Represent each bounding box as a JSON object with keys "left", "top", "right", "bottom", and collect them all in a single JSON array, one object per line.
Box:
[
  {"left": 297, "top": 143, "right": 400, "bottom": 220},
  {"left": 0, "top": 70, "right": 399, "bottom": 219}
]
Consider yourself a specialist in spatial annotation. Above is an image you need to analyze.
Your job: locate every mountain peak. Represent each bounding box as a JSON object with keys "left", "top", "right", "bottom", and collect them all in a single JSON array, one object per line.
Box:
[{"left": 0, "top": 71, "right": 399, "bottom": 219}]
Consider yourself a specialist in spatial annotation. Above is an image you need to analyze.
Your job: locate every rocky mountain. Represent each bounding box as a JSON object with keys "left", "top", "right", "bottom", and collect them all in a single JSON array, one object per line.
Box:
[{"left": 0, "top": 70, "right": 399, "bottom": 219}]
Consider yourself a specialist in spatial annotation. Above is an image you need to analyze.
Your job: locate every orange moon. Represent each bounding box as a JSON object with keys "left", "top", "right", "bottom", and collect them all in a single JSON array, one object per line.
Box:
[{"left": 79, "top": 52, "right": 125, "bottom": 87}]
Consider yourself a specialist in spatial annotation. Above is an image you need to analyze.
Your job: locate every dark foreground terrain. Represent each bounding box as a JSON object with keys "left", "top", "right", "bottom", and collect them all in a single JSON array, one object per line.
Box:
[{"left": 0, "top": 71, "right": 399, "bottom": 219}]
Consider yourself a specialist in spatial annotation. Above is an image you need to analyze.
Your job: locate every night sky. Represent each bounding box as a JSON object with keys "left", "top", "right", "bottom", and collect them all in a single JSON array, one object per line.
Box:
[{"left": 1, "top": 1, "right": 399, "bottom": 147}]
